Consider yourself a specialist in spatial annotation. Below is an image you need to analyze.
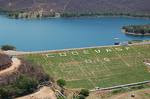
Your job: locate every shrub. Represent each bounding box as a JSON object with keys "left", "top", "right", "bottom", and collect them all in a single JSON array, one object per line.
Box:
[
  {"left": 15, "top": 75, "right": 38, "bottom": 95},
  {"left": 0, "top": 75, "right": 38, "bottom": 98},
  {"left": 0, "top": 88, "right": 9, "bottom": 99},
  {"left": 0, "top": 58, "right": 50, "bottom": 98},
  {"left": 128, "top": 41, "right": 132, "bottom": 44},
  {"left": 78, "top": 94, "right": 86, "bottom": 99},
  {"left": 73, "top": 94, "right": 86, "bottom": 99},
  {"left": 79, "top": 89, "right": 89, "bottom": 97},
  {"left": 112, "top": 88, "right": 127, "bottom": 94},
  {"left": 131, "top": 85, "right": 144, "bottom": 90},
  {"left": 57, "top": 79, "right": 66, "bottom": 88},
  {"left": 1, "top": 45, "right": 16, "bottom": 51}
]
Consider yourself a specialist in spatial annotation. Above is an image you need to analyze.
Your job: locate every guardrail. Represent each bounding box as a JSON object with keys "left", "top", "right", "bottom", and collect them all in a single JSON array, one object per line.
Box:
[
  {"left": 90, "top": 80, "right": 150, "bottom": 92},
  {"left": 4, "top": 41, "right": 150, "bottom": 56}
]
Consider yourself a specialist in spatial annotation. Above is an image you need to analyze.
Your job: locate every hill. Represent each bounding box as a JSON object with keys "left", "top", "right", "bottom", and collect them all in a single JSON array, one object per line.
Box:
[{"left": 0, "top": 0, "right": 150, "bottom": 17}]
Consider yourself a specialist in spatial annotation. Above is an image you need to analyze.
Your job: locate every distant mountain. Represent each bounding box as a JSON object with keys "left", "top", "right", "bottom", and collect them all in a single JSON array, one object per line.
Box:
[{"left": 0, "top": 0, "right": 150, "bottom": 17}]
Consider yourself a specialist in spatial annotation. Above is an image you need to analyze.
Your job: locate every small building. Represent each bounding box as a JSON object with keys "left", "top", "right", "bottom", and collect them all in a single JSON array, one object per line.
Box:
[{"left": 0, "top": 53, "right": 12, "bottom": 71}]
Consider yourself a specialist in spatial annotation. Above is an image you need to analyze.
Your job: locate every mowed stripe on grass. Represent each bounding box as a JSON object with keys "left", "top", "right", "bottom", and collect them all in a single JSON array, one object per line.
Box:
[{"left": 23, "top": 44, "right": 150, "bottom": 89}]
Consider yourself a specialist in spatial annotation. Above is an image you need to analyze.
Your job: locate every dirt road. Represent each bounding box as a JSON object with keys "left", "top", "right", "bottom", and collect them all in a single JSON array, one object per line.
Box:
[{"left": 0, "top": 58, "right": 21, "bottom": 75}]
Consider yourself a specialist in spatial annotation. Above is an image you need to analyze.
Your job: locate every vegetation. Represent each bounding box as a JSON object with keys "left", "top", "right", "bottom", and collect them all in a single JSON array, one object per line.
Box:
[
  {"left": 0, "top": 58, "right": 50, "bottom": 98},
  {"left": 74, "top": 89, "right": 89, "bottom": 99},
  {"left": 23, "top": 44, "right": 150, "bottom": 89},
  {"left": 75, "top": 95, "right": 85, "bottom": 99},
  {"left": 57, "top": 96, "right": 66, "bottom": 99},
  {"left": 61, "top": 12, "right": 150, "bottom": 18},
  {"left": 122, "top": 24, "right": 150, "bottom": 35},
  {"left": 0, "top": 75, "right": 38, "bottom": 99},
  {"left": 1, "top": 45, "right": 16, "bottom": 51},
  {"left": 87, "top": 83, "right": 150, "bottom": 99},
  {"left": 0, "top": 0, "right": 150, "bottom": 18},
  {"left": 57, "top": 79, "right": 66, "bottom": 88},
  {"left": 79, "top": 89, "right": 89, "bottom": 97},
  {"left": 111, "top": 84, "right": 150, "bottom": 95},
  {"left": 57, "top": 79, "right": 66, "bottom": 94},
  {"left": 112, "top": 88, "right": 129, "bottom": 94}
]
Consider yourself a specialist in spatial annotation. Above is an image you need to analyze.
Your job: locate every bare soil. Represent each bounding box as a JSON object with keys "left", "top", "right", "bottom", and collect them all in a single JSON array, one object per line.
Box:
[
  {"left": 0, "top": 58, "right": 21, "bottom": 75},
  {"left": 87, "top": 88, "right": 150, "bottom": 99},
  {"left": 16, "top": 86, "right": 57, "bottom": 99}
]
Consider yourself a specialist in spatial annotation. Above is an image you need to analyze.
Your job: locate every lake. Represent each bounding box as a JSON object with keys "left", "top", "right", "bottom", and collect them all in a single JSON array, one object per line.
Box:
[{"left": 0, "top": 16, "right": 150, "bottom": 51}]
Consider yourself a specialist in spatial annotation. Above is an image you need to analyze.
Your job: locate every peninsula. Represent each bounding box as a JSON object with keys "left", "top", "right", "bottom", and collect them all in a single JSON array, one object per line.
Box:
[{"left": 122, "top": 24, "right": 150, "bottom": 36}]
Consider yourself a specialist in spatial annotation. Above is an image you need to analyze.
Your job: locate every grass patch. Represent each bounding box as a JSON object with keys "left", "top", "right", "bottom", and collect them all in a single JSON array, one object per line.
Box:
[{"left": 23, "top": 44, "right": 150, "bottom": 89}]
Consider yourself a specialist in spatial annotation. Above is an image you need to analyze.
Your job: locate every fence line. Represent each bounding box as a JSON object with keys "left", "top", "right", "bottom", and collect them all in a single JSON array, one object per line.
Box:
[{"left": 90, "top": 80, "right": 150, "bottom": 92}]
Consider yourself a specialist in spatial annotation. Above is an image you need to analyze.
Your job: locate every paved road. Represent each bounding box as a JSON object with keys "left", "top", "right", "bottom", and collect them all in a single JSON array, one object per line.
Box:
[{"left": 3, "top": 41, "right": 150, "bottom": 56}]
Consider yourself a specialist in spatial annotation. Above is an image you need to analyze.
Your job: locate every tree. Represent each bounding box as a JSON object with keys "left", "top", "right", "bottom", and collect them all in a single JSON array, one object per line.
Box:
[
  {"left": 12, "top": 75, "right": 38, "bottom": 96},
  {"left": 78, "top": 95, "right": 86, "bottom": 99},
  {"left": 1, "top": 45, "right": 16, "bottom": 51},
  {"left": 0, "top": 88, "right": 9, "bottom": 99},
  {"left": 57, "top": 79, "right": 66, "bottom": 88},
  {"left": 79, "top": 89, "right": 89, "bottom": 97},
  {"left": 74, "top": 89, "right": 90, "bottom": 99}
]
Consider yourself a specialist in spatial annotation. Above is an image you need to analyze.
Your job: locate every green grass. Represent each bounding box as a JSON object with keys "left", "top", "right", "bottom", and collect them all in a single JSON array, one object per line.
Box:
[{"left": 23, "top": 44, "right": 150, "bottom": 89}]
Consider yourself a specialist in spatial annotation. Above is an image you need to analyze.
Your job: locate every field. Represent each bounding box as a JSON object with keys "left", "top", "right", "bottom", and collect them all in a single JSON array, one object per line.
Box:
[{"left": 23, "top": 44, "right": 150, "bottom": 89}]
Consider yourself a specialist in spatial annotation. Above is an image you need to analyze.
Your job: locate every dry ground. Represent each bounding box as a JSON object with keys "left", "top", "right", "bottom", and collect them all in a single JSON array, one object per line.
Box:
[
  {"left": 16, "top": 86, "right": 57, "bottom": 99},
  {"left": 87, "top": 88, "right": 150, "bottom": 99},
  {"left": 0, "top": 58, "right": 21, "bottom": 75}
]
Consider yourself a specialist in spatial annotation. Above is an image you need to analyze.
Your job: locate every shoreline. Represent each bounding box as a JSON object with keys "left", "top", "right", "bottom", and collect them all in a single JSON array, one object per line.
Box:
[
  {"left": 4, "top": 41, "right": 150, "bottom": 56},
  {"left": 122, "top": 29, "right": 150, "bottom": 36},
  {"left": 7, "top": 15, "right": 150, "bottom": 20},
  {"left": 1, "top": 11, "right": 150, "bottom": 19}
]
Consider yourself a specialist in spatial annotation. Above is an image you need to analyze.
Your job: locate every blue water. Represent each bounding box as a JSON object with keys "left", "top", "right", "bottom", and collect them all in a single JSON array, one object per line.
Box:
[{"left": 0, "top": 16, "right": 150, "bottom": 51}]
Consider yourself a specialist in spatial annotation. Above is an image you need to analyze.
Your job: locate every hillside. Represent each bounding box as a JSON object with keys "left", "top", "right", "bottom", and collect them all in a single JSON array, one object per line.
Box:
[
  {"left": 0, "top": 0, "right": 150, "bottom": 17},
  {"left": 23, "top": 44, "right": 150, "bottom": 89}
]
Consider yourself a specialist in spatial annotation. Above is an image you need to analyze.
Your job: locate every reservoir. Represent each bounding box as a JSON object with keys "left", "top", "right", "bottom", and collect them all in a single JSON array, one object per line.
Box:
[{"left": 0, "top": 16, "right": 150, "bottom": 51}]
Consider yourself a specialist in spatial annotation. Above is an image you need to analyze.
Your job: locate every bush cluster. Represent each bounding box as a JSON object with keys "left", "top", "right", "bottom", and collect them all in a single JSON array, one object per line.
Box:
[
  {"left": 122, "top": 24, "right": 150, "bottom": 34},
  {"left": 1, "top": 45, "right": 16, "bottom": 51},
  {"left": 0, "top": 75, "right": 38, "bottom": 99}
]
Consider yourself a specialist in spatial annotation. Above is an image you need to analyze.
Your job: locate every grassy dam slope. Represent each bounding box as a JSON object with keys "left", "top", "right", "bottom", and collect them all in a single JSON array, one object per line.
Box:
[{"left": 23, "top": 44, "right": 150, "bottom": 89}]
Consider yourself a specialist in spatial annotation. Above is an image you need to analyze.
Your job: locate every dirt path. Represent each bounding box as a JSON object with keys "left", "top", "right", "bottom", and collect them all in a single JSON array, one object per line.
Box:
[
  {"left": 0, "top": 58, "right": 21, "bottom": 75},
  {"left": 16, "top": 86, "right": 57, "bottom": 99}
]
